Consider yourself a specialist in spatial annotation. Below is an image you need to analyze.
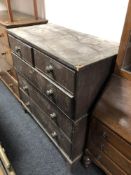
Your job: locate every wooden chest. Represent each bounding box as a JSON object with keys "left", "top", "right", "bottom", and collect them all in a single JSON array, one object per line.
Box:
[
  {"left": 8, "top": 24, "right": 118, "bottom": 164},
  {"left": 84, "top": 75, "right": 131, "bottom": 174}
]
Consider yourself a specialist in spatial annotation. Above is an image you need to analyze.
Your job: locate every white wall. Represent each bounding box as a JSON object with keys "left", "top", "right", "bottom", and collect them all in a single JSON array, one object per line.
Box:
[
  {"left": 45, "top": 0, "right": 129, "bottom": 42},
  {"left": 0, "top": 0, "right": 129, "bottom": 42}
]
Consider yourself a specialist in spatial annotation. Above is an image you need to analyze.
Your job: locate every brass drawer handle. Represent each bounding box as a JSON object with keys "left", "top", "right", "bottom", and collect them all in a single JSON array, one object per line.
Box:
[
  {"left": 46, "top": 89, "right": 53, "bottom": 96},
  {"left": 45, "top": 65, "right": 53, "bottom": 73},
  {"left": 50, "top": 113, "right": 57, "bottom": 119},
  {"left": 15, "top": 46, "right": 21, "bottom": 53},
  {"left": 51, "top": 131, "right": 57, "bottom": 138},
  {"left": 25, "top": 102, "right": 30, "bottom": 108}
]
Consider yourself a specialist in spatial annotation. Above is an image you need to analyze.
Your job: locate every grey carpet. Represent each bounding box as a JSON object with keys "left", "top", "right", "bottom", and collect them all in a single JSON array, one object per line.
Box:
[{"left": 0, "top": 81, "right": 104, "bottom": 175}]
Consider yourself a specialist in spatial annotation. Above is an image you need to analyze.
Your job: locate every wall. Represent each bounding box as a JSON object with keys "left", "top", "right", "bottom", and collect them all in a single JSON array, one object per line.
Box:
[
  {"left": 0, "top": 0, "right": 129, "bottom": 42},
  {"left": 45, "top": 0, "right": 129, "bottom": 42}
]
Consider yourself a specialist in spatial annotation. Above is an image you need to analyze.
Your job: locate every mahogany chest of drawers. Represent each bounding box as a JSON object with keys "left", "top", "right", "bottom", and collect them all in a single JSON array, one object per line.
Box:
[
  {"left": 8, "top": 24, "right": 118, "bottom": 164},
  {"left": 84, "top": 75, "right": 131, "bottom": 174}
]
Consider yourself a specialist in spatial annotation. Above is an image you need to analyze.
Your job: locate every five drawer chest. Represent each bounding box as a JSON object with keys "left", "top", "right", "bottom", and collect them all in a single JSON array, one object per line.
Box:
[{"left": 8, "top": 24, "right": 118, "bottom": 165}]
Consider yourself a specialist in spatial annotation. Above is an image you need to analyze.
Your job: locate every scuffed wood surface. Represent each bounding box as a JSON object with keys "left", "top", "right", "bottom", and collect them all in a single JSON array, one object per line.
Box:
[
  {"left": 94, "top": 74, "right": 131, "bottom": 144},
  {"left": 8, "top": 23, "right": 119, "bottom": 70}
]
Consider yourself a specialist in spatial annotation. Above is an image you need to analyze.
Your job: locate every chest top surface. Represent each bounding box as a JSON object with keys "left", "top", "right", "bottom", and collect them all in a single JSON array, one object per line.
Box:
[
  {"left": 8, "top": 23, "right": 118, "bottom": 70},
  {"left": 94, "top": 74, "right": 131, "bottom": 143}
]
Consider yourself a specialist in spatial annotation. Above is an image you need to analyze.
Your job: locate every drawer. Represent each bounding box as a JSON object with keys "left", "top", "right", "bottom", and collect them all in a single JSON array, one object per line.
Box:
[
  {"left": 0, "top": 48, "right": 13, "bottom": 66},
  {"left": 34, "top": 49, "right": 75, "bottom": 93},
  {"left": 0, "top": 72, "right": 19, "bottom": 97},
  {"left": 17, "top": 73, "right": 87, "bottom": 148},
  {"left": 17, "top": 73, "right": 73, "bottom": 138},
  {"left": 8, "top": 35, "right": 33, "bottom": 65},
  {"left": 13, "top": 53, "right": 74, "bottom": 118},
  {"left": 0, "top": 28, "right": 9, "bottom": 47},
  {"left": 29, "top": 98, "right": 73, "bottom": 159},
  {"left": 19, "top": 88, "right": 30, "bottom": 108},
  {"left": 88, "top": 118, "right": 131, "bottom": 174},
  {"left": 87, "top": 143, "right": 127, "bottom": 175}
]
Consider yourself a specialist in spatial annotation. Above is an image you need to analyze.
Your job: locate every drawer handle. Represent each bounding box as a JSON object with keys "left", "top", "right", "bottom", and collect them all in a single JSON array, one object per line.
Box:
[
  {"left": 15, "top": 46, "right": 21, "bottom": 53},
  {"left": 25, "top": 102, "right": 30, "bottom": 108},
  {"left": 51, "top": 131, "right": 57, "bottom": 138},
  {"left": 50, "top": 113, "right": 57, "bottom": 119},
  {"left": 102, "top": 131, "right": 107, "bottom": 139},
  {"left": 23, "top": 86, "right": 28, "bottom": 92},
  {"left": 0, "top": 33, "right": 4, "bottom": 38},
  {"left": 9, "top": 83, "right": 13, "bottom": 88},
  {"left": 46, "top": 89, "right": 53, "bottom": 96},
  {"left": 1, "top": 52, "right": 6, "bottom": 55},
  {"left": 46, "top": 65, "right": 53, "bottom": 73}
]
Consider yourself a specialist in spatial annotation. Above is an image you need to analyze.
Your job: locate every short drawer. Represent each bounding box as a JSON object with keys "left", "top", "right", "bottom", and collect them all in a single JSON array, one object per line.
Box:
[
  {"left": 13, "top": 53, "right": 74, "bottom": 118},
  {"left": 8, "top": 35, "right": 33, "bottom": 65},
  {"left": 34, "top": 49, "right": 75, "bottom": 93},
  {"left": 88, "top": 118, "right": 131, "bottom": 174}
]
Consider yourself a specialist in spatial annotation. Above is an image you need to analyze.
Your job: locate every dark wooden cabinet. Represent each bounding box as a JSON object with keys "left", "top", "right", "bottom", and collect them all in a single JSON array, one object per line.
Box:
[
  {"left": 8, "top": 24, "right": 118, "bottom": 164},
  {"left": 84, "top": 75, "right": 131, "bottom": 174}
]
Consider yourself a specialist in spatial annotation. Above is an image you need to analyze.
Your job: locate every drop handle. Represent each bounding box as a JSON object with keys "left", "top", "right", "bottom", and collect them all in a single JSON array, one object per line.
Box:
[
  {"left": 51, "top": 131, "right": 57, "bottom": 138},
  {"left": 46, "top": 65, "right": 53, "bottom": 73},
  {"left": 50, "top": 113, "right": 56, "bottom": 119},
  {"left": 15, "top": 46, "right": 21, "bottom": 53},
  {"left": 46, "top": 89, "right": 53, "bottom": 96}
]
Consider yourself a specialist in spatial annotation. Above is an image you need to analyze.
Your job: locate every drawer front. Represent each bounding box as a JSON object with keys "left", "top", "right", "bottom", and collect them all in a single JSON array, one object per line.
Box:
[
  {"left": 1, "top": 72, "right": 19, "bottom": 97},
  {"left": 88, "top": 118, "right": 131, "bottom": 174},
  {"left": 34, "top": 49, "right": 75, "bottom": 93},
  {"left": 29, "top": 97, "right": 72, "bottom": 158},
  {"left": 13, "top": 54, "right": 74, "bottom": 118},
  {"left": 8, "top": 35, "right": 33, "bottom": 65},
  {"left": 0, "top": 28, "right": 9, "bottom": 47},
  {"left": 17, "top": 73, "right": 73, "bottom": 139},
  {"left": 87, "top": 144, "right": 127, "bottom": 175}
]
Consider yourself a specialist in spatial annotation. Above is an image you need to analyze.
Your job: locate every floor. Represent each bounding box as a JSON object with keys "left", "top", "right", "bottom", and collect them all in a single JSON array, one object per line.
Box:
[{"left": 0, "top": 81, "right": 105, "bottom": 175}]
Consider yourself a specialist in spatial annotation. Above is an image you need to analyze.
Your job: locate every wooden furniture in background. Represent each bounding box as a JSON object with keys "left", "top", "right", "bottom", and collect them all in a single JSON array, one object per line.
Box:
[
  {"left": 84, "top": 75, "right": 131, "bottom": 175},
  {"left": 0, "top": 144, "right": 15, "bottom": 175},
  {"left": 8, "top": 24, "right": 118, "bottom": 165},
  {"left": 0, "top": 0, "right": 47, "bottom": 98},
  {"left": 115, "top": 0, "right": 131, "bottom": 80}
]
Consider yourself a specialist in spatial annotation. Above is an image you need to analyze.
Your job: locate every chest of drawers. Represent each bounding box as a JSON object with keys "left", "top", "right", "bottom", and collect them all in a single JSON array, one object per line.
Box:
[
  {"left": 8, "top": 24, "right": 118, "bottom": 165},
  {"left": 84, "top": 75, "right": 131, "bottom": 174}
]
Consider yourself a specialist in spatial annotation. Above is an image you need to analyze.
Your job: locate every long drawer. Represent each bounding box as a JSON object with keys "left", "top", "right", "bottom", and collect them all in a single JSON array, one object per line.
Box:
[
  {"left": 18, "top": 73, "right": 87, "bottom": 150},
  {"left": 19, "top": 89, "right": 84, "bottom": 160},
  {"left": 34, "top": 49, "right": 75, "bottom": 94},
  {"left": 13, "top": 53, "right": 74, "bottom": 118},
  {"left": 8, "top": 35, "right": 33, "bottom": 65},
  {"left": 88, "top": 118, "right": 131, "bottom": 175}
]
